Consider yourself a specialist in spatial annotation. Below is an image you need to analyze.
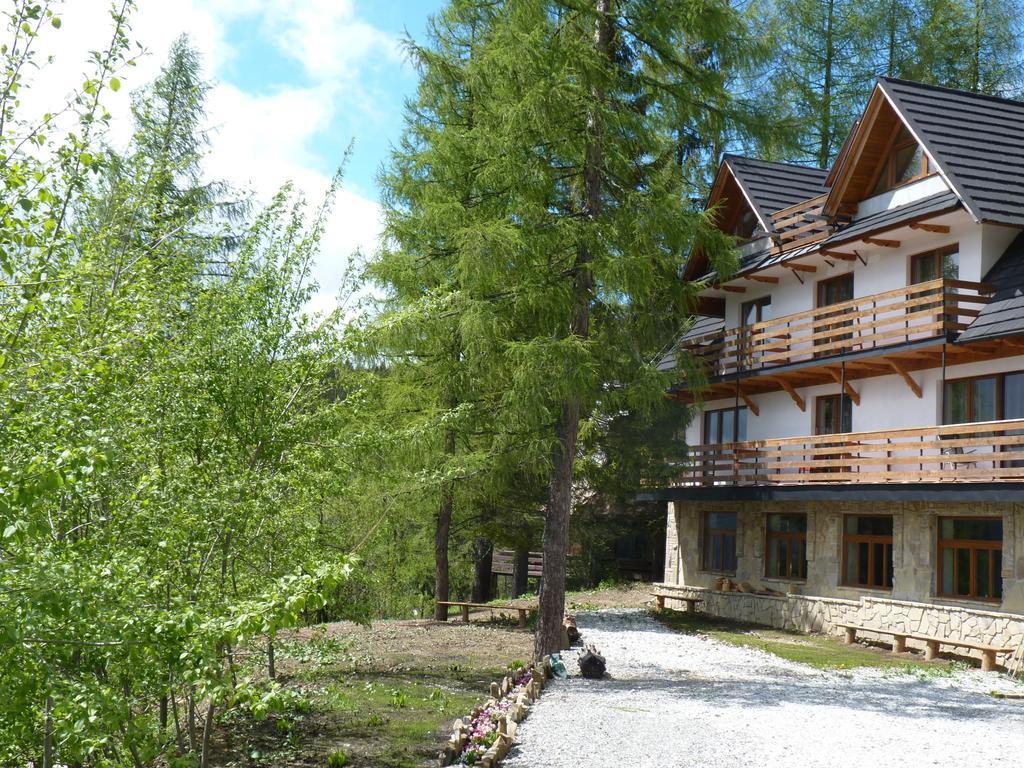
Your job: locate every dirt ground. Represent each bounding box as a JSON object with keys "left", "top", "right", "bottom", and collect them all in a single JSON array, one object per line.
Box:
[
  {"left": 208, "top": 585, "right": 649, "bottom": 767},
  {"left": 210, "top": 617, "right": 534, "bottom": 767}
]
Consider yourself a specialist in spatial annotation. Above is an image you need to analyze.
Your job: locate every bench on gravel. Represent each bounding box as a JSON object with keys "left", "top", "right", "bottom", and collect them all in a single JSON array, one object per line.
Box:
[
  {"left": 839, "top": 623, "right": 1013, "bottom": 671},
  {"left": 652, "top": 592, "right": 702, "bottom": 613},
  {"left": 436, "top": 601, "right": 535, "bottom": 628}
]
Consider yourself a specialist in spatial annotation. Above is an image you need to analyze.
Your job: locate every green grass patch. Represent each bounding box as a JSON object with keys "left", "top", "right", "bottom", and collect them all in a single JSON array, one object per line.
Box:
[{"left": 655, "top": 608, "right": 946, "bottom": 671}]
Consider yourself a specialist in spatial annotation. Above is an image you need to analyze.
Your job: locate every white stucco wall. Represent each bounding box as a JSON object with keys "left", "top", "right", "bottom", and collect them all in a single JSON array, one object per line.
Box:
[{"left": 689, "top": 188, "right": 1024, "bottom": 446}]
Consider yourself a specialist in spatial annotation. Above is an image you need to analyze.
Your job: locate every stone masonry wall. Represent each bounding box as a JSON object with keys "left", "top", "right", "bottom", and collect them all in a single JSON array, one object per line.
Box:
[{"left": 662, "top": 499, "right": 1024, "bottom": 657}]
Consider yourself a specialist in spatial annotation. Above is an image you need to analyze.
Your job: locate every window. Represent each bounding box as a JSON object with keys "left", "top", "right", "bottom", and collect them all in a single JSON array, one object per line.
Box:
[
  {"left": 815, "top": 394, "right": 853, "bottom": 435},
  {"left": 815, "top": 273, "right": 854, "bottom": 356},
  {"left": 740, "top": 296, "right": 771, "bottom": 367},
  {"left": 741, "top": 296, "right": 772, "bottom": 327},
  {"left": 817, "top": 273, "right": 854, "bottom": 307},
  {"left": 765, "top": 513, "right": 807, "bottom": 580},
  {"left": 943, "top": 371, "right": 1024, "bottom": 424},
  {"left": 702, "top": 511, "right": 737, "bottom": 573},
  {"left": 703, "top": 406, "right": 747, "bottom": 444},
  {"left": 910, "top": 245, "right": 959, "bottom": 284},
  {"left": 842, "top": 515, "right": 894, "bottom": 589},
  {"left": 937, "top": 517, "right": 1003, "bottom": 600},
  {"left": 873, "top": 125, "right": 930, "bottom": 195},
  {"left": 729, "top": 208, "right": 758, "bottom": 240}
]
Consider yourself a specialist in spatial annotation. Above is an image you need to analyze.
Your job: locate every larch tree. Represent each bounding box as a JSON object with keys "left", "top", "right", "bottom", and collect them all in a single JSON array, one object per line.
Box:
[
  {"left": 768, "top": 0, "right": 879, "bottom": 166},
  {"left": 364, "top": 1, "right": 510, "bottom": 620},
  {"left": 434, "top": 0, "right": 769, "bottom": 656}
]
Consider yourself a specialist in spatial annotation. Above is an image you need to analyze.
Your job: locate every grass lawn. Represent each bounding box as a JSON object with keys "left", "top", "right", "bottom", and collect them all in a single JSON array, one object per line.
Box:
[
  {"left": 654, "top": 608, "right": 957, "bottom": 672},
  {"left": 209, "top": 620, "right": 533, "bottom": 768}
]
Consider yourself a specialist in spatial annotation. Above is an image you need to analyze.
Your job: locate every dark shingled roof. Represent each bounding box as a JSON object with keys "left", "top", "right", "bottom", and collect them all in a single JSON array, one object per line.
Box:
[
  {"left": 823, "top": 190, "right": 961, "bottom": 247},
  {"left": 958, "top": 232, "right": 1024, "bottom": 344},
  {"left": 724, "top": 155, "right": 829, "bottom": 222},
  {"left": 657, "top": 315, "right": 724, "bottom": 371},
  {"left": 880, "top": 78, "right": 1024, "bottom": 227}
]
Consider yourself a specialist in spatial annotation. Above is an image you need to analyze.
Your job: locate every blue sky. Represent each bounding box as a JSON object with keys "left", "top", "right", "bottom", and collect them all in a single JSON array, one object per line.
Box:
[
  {"left": 46, "top": 0, "right": 448, "bottom": 313},
  {"left": 216, "top": 1, "right": 444, "bottom": 198}
]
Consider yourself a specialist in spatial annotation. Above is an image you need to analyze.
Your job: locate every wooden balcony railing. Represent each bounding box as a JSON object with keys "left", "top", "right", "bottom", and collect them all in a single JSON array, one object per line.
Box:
[
  {"left": 769, "top": 193, "right": 830, "bottom": 251},
  {"left": 683, "top": 278, "right": 989, "bottom": 378},
  {"left": 676, "top": 419, "right": 1024, "bottom": 486}
]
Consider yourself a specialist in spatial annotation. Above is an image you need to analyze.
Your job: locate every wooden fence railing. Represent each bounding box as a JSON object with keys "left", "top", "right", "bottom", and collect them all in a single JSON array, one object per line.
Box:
[
  {"left": 682, "top": 278, "right": 989, "bottom": 377},
  {"left": 674, "top": 418, "right": 1024, "bottom": 486},
  {"left": 769, "top": 193, "right": 831, "bottom": 251}
]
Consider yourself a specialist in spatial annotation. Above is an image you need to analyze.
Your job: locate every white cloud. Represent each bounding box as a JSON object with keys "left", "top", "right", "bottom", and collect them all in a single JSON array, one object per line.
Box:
[{"left": 20, "top": 0, "right": 392, "bottom": 315}]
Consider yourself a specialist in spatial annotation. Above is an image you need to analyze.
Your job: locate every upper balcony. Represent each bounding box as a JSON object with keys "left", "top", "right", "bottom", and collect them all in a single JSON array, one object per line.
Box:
[
  {"left": 673, "top": 418, "right": 1024, "bottom": 487},
  {"left": 681, "top": 278, "right": 990, "bottom": 383}
]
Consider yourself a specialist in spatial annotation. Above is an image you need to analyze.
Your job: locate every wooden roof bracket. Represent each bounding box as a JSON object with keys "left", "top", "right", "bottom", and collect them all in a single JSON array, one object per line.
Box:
[
  {"left": 864, "top": 236, "right": 900, "bottom": 248},
  {"left": 739, "top": 392, "right": 760, "bottom": 416},
  {"left": 773, "top": 378, "right": 806, "bottom": 411},
  {"left": 887, "top": 358, "right": 923, "bottom": 398},
  {"left": 820, "top": 249, "right": 857, "bottom": 261},
  {"left": 909, "top": 221, "right": 951, "bottom": 234},
  {"left": 828, "top": 367, "right": 861, "bottom": 406}
]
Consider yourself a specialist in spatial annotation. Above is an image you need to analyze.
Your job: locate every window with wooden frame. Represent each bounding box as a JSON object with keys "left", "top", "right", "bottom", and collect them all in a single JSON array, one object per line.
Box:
[
  {"left": 739, "top": 296, "right": 772, "bottom": 367},
  {"left": 910, "top": 244, "right": 960, "bottom": 284},
  {"left": 765, "top": 513, "right": 807, "bottom": 580},
  {"left": 872, "top": 124, "right": 931, "bottom": 195},
  {"left": 814, "top": 273, "right": 854, "bottom": 356},
  {"left": 943, "top": 371, "right": 1024, "bottom": 424},
  {"left": 702, "top": 511, "right": 738, "bottom": 574},
  {"left": 703, "top": 406, "right": 747, "bottom": 444},
  {"left": 815, "top": 394, "right": 853, "bottom": 435},
  {"left": 937, "top": 517, "right": 1003, "bottom": 601},
  {"left": 842, "top": 515, "right": 894, "bottom": 589}
]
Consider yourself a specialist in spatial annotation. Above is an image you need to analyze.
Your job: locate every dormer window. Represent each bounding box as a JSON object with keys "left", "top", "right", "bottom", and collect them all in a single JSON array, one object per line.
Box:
[
  {"left": 727, "top": 207, "right": 758, "bottom": 240},
  {"left": 872, "top": 125, "right": 930, "bottom": 195}
]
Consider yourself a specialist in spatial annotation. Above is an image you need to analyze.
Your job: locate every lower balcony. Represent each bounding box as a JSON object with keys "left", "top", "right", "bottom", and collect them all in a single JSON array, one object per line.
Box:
[{"left": 676, "top": 419, "right": 1024, "bottom": 486}]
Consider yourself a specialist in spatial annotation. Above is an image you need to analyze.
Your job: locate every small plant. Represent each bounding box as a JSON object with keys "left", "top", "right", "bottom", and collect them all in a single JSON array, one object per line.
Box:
[
  {"left": 327, "top": 750, "right": 348, "bottom": 768},
  {"left": 389, "top": 689, "right": 409, "bottom": 709}
]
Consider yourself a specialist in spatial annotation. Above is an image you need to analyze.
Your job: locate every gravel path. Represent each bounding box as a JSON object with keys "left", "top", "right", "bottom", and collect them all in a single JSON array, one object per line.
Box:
[{"left": 504, "top": 610, "right": 1024, "bottom": 768}]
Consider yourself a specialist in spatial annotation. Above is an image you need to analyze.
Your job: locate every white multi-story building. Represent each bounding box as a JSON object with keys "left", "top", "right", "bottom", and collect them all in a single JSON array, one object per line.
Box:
[{"left": 651, "top": 77, "right": 1024, "bottom": 664}]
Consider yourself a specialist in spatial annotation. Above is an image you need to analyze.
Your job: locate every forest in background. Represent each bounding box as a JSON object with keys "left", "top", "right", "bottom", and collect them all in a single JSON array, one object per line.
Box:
[{"left": 2, "top": 0, "right": 1023, "bottom": 764}]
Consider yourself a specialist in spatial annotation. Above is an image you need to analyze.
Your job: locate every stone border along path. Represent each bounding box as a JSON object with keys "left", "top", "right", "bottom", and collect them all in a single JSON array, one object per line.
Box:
[{"left": 503, "top": 609, "right": 1024, "bottom": 768}]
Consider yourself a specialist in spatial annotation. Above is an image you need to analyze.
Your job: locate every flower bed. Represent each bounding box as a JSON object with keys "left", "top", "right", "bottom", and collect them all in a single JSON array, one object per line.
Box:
[{"left": 439, "top": 659, "right": 550, "bottom": 767}]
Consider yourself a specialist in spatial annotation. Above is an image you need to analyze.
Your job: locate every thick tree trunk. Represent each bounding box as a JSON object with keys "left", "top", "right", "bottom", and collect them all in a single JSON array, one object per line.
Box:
[
  {"left": 433, "top": 486, "right": 454, "bottom": 620},
  {"left": 513, "top": 546, "right": 530, "bottom": 597},
  {"left": 535, "top": 0, "right": 610, "bottom": 659},
  {"left": 535, "top": 400, "right": 582, "bottom": 657},
  {"left": 433, "top": 419, "right": 456, "bottom": 621},
  {"left": 472, "top": 538, "right": 493, "bottom": 603}
]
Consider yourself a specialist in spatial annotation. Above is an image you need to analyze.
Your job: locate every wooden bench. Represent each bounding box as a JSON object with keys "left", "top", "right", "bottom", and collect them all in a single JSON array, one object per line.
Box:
[
  {"left": 839, "top": 623, "right": 1013, "bottom": 671},
  {"left": 652, "top": 592, "right": 703, "bottom": 613},
  {"left": 909, "top": 634, "right": 1014, "bottom": 672},
  {"left": 838, "top": 623, "right": 911, "bottom": 653},
  {"left": 435, "top": 601, "right": 535, "bottom": 628}
]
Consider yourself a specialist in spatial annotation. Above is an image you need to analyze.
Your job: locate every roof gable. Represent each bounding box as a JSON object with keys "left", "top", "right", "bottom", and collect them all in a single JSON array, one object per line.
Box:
[
  {"left": 684, "top": 155, "right": 828, "bottom": 280},
  {"left": 725, "top": 155, "right": 828, "bottom": 224},
  {"left": 880, "top": 78, "right": 1024, "bottom": 227},
  {"left": 826, "top": 77, "right": 1024, "bottom": 227}
]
